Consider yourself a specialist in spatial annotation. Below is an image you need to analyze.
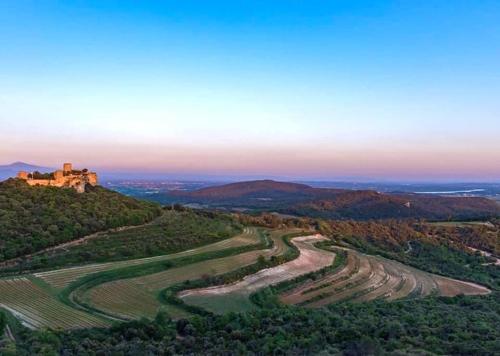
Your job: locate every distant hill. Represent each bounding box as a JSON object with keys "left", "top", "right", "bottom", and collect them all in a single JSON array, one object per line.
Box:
[
  {"left": 184, "top": 180, "right": 316, "bottom": 199},
  {"left": 166, "top": 180, "right": 500, "bottom": 220},
  {"left": 0, "top": 162, "right": 53, "bottom": 181}
]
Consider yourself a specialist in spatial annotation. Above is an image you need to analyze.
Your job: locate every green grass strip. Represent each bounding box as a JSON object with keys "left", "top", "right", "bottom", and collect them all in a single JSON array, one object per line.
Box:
[
  {"left": 250, "top": 244, "right": 347, "bottom": 308},
  {"left": 157, "top": 231, "right": 313, "bottom": 317},
  {"left": 57, "top": 228, "right": 271, "bottom": 321}
]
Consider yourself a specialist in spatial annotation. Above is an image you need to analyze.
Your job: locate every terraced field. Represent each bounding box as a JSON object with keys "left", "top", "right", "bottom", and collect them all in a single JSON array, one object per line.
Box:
[
  {"left": 279, "top": 247, "right": 491, "bottom": 307},
  {"left": 0, "top": 228, "right": 265, "bottom": 328},
  {"left": 80, "top": 230, "right": 294, "bottom": 319},
  {"left": 0, "top": 227, "right": 493, "bottom": 331},
  {"left": 35, "top": 227, "right": 262, "bottom": 289},
  {"left": 0, "top": 277, "right": 107, "bottom": 329},
  {"left": 179, "top": 234, "right": 335, "bottom": 313}
]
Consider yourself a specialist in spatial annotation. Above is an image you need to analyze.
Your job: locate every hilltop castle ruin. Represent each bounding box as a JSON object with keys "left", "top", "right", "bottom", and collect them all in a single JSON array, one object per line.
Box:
[{"left": 17, "top": 163, "right": 98, "bottom": 193}]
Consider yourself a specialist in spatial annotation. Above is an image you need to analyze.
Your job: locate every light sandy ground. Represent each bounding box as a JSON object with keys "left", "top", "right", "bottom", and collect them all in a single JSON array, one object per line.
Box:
[
  {"left": 179, "top": 234, "right": 335, "bottom": 302},
  {"left": 467, "top": 246, "right": 500, "bottom": 266},
  {"left": 280, "top": 250, "right": 359, "bottom": 304},
  {"left": 279, "top": 246, "right": 491, "bottom": 307},
  {"left": 433, "top": 276, "right": 491, "bottom": 296},
  {"left": 81, "top": 229, "right": 294, "bottom": 319}
]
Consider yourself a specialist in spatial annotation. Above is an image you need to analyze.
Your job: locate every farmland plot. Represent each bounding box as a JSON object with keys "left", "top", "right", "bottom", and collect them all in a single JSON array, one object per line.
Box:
[
  {"left": 0, "top": 277, "right": 107, "bottom": 329},
  {"left": 35, "top": 227, "right": 262, "bottom": 289},
  {"left": 82, "top": 230, "right": 294, "bottom": 319},
  {"left": 179, "top": 234, "right": 335, "bottom": 313},
  {"left": 0, "top": 227, "right": 492, "bottom": 330},
  {"left": 279, "top": 247, "right": 491, "bottom": 307}
]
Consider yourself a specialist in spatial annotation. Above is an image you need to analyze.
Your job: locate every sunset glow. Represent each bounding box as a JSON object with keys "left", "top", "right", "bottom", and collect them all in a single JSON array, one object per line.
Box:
[{"left": 1, "top": 1, "right": 499, "bottom": 181}]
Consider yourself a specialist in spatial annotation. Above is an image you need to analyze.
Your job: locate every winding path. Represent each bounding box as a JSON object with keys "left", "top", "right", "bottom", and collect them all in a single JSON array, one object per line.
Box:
[
  {"left": 280, "top": 246, "right": 491, "bottom": 307},
  {"left": 179, "top": 234, "right": 335, "bottom": 313},
  {"left": 467, "top": 246, "right": 500, "bottom": 266}
]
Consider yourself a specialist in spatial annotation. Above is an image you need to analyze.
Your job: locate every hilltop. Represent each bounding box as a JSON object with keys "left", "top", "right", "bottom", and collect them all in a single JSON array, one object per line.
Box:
[
  {"left": 185, "top": 179, "right": 313, "bottom": 198},
  {"left": 0, "top": 178, "right": 161, "bottom": 262},
  {"left": 167, "top": 179, "right": 500, "bottom": 220}
]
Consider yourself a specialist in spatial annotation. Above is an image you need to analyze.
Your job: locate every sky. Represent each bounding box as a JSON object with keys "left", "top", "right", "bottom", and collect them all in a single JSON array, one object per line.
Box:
[{"left": 0, "top": 1, "right": 499, "bottom": 181}]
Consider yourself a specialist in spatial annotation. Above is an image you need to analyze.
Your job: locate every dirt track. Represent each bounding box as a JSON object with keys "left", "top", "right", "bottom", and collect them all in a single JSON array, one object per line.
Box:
[
  {"left": 179, "top": 234, "right": 335, "bottom": 313},
  {"left": 34, "top": 227, "right": 262, "bottom": 289},
  {"left": 280, "top": 247, "right": 491, "bottom": 307},
  {"left": 467, "top": 246, "right": 500, "bottom": 266}
]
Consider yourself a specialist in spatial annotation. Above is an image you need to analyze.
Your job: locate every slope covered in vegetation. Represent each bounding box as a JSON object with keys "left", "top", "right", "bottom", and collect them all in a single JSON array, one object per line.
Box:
[
  {"left": 0, "top": 215, "right": 497, "bottom": 355},
  {"left": 162, "top": 180, "right": 500, "bottom": 220},
  {"left": 325, "top": 220, "right": 500, "bottom": 290},
  {"left": 14, "top": 208, "right": 243, "bottom": 271},
  {"left": 325, "top": 219, "right": 499, "bottom": 253},
  {"left": 0, "top": 179, "right": 161, "bottom": 262},
  {"left": 4, "top": 294, "right": 499, "bottom": 355}
]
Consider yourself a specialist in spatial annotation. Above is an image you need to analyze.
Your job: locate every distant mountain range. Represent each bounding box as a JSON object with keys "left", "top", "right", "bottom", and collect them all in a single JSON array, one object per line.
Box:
[
  {"left": 0, "top": 162, "right": 53, "bottom": 181},
  {"left": 165, "top": 179, "right": 500, "bottom": 220}
]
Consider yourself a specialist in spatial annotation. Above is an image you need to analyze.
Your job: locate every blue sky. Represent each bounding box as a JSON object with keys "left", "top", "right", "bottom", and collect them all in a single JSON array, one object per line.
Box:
[{"left": 0, "top": 1, "right": 499, "bottom": 181}]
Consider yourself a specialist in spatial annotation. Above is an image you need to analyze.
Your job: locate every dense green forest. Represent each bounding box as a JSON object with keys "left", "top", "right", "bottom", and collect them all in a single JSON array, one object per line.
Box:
[
  {"left": 324, "top": 219, "right": 499, "bottom": 253},
  {"left": 0, "top": 312, "right": 5, "bottom": 335},
  {"left": 2, "top": 294, "right": 498, "bottom": 355},
  {"left": 237, "top": 212, "right": 499, "bottom": 253},
  {"left": 0, "top": 179, "right": 161, "bottom": 262},
  {"left": 14, "top": 208, "right": 242, "bottom": 271}
]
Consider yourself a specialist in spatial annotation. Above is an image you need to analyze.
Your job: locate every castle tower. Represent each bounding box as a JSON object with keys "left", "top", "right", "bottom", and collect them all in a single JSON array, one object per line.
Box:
[
  {"left": 17, "top": 171, "right": 28, "bottom": 180},
  {"left": 63, "top": 163, "right": 72, "bottom": 173},
  {"left": 54, "top": 170, "right": 64, "bottom": 181}
]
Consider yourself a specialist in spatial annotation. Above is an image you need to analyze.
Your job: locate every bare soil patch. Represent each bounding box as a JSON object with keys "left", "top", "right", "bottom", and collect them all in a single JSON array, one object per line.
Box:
[
  {"left": 179, "top": 235, "right": 335, "bottom": 313},
  {"left": 279, "top": 247, "right": 491, "bottom": 308}
]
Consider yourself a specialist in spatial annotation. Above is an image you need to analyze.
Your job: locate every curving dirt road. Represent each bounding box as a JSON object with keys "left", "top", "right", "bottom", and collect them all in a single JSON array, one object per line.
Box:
[{"left": 179, "top": 234, "right": 335, "bottom": 313}]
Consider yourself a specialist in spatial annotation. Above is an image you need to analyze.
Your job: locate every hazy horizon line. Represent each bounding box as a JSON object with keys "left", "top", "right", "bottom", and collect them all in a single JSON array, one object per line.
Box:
[{"left": 2, "top": 160, "right": 499, "bottom": 184}]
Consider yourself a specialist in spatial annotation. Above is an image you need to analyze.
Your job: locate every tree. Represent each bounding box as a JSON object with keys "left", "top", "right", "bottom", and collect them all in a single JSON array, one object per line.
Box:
[{"left": 0, "top": 310, "right": 6, "bottom": 334}]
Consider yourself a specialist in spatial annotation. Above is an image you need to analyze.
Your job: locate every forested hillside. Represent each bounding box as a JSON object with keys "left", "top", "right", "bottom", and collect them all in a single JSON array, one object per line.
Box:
[
  {"left": 0, "top": 179, "right": 162, "bottom": 262},
  {"left": 162, "top": 180, "right": 500, "bottom": 220},
  {"left": 10, "top": 207, "right": 242, "bottom": 271},
  {"left": 324, "top": 220, "right": 500, "bottom": 289},
  {"left": 237, "top": 212, "right": 499, "bottom": 254},
  {"left": 287, "top": 192, "right": 500, "bottom": 220},
  {"left": 325, "top": 219, "right": 499, "bottom": 253}
]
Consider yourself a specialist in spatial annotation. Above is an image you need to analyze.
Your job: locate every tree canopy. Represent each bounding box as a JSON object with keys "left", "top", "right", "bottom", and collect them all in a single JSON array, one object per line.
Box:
[{"left": 0, "top": 179, "right": 161, "bottom": 262}]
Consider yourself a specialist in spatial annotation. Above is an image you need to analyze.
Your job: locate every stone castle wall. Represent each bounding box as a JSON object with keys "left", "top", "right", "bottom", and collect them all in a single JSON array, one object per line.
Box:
[{"left": 17, "top": 163, "right": 98, "bottom": 193}]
